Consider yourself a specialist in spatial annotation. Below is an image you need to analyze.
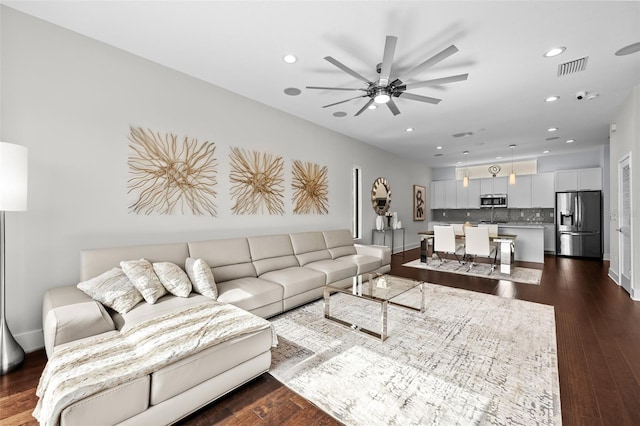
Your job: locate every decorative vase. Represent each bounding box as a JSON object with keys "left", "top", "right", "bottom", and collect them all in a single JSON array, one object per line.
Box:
[
  {"left": 376, "top": 216, "right": 383, "bottom": 231},
  {"left": 386, "top": 215, "right": 392, "bottom": 228},
  {"left": 392, "top": 212, "right": 398, "bottom": 229}
]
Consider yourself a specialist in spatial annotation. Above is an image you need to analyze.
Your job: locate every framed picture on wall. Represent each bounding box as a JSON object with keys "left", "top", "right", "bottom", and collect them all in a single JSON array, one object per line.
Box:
[{"left": 413, "top": 185, "right": 426, "bottom": 221}]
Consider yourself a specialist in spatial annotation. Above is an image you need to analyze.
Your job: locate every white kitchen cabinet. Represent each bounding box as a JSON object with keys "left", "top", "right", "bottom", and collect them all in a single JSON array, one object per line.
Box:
[
  {"left": 555, "top": 170, "right": 578, "bottom": 191},
  {"left": 456, "top": 179, "right": 480, "bottom": 208},
  {"left": 480, "top": 176, "right": 508, "bottom": 195},
  {"left": 531, "top": 173, "right": 555, "bottom": 207},
  {"left": 578, "top": 168, "right": 602, "bottom": 190},
  {"left": 543, "top": 224, "right": 556, "bottom": 253},
  {"left": 445, "top": 180, "right": 457, "bottom": 208},
  {"left": 431, "top": 181, "right": 446, "bottom": 209},
  {"left": 555, "top": 168, "right": 602, "bottom": 191},
  {"left": 507, "top": 175, "right": 532, "bottom": 208}
]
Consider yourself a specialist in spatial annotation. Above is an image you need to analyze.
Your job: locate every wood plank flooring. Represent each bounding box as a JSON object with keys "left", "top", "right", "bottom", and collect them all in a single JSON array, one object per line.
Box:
[{"left": 2, "top": 250, "right": 639, "bottom": 425}]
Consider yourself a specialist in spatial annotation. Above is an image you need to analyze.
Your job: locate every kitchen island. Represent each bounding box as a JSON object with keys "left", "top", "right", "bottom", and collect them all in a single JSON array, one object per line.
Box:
[{"left": 427, "top": 221, "right": 545, "bottom": 264}]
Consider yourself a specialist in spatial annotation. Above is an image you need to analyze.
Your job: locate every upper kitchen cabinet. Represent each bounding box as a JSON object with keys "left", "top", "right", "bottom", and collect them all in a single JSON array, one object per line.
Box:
[
  {"left": 480, "top": 176, "right": 508, "bottom": 195},
  {"left": 555, "top": 168, "right": 602, "bottom": 191},
  {"left": 531, "top": 173, "right": 555, "bottom": 208},
  {"left": 507, "top": 175, "right": 532, "bottom": 208},
  {"left": 456, "top": 179, "right": 481, "bottom": 209},
  {"left": 444, "top": 180, "right": 457, "bottom": 208},
  {"left": 431, "top": 180, "right": 446, "bottom": 209}
]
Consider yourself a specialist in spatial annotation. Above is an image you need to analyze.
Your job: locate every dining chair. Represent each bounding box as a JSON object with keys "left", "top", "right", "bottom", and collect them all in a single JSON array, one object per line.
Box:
[
  {"left": 463, "top": 226, "right": 497, "bottom": 273},
  {"left": 433, "top": 225, "right": 464, "bottom": 264},
  {"left": 452, "top": 223, "right": 465, "bottom": 236}
]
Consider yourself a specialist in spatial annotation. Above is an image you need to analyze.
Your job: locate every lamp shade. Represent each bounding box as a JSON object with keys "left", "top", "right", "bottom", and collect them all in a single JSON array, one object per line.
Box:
[{"left": 0, "top": 142, "right": 28, "bottom": 211}]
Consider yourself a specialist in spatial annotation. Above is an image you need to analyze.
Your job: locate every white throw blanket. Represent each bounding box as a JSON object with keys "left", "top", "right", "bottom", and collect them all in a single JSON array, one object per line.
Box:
[{"left": 33, "top": 300, "right": 277, "bottom": 426}]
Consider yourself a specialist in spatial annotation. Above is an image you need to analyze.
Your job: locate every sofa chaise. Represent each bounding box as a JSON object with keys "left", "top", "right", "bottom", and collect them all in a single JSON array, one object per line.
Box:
[{"left": 39, "top": 229, "right": 391, "bottom": 425}]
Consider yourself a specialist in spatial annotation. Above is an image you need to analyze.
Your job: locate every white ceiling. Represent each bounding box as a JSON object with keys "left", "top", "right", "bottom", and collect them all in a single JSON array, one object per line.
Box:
[{"left": 4, "top": 1, "right": 640, "bottom": 168}]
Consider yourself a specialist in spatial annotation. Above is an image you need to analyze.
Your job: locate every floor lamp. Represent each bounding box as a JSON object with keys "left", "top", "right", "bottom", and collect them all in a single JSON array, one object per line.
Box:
[{"left": 0, "top": 142, "right": 28, "bottom": 375}]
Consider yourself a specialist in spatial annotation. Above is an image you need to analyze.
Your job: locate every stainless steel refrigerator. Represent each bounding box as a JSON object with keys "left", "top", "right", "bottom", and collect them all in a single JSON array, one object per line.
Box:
[{"left": 556, "top": 190, "right": 602, "bottom": 259}]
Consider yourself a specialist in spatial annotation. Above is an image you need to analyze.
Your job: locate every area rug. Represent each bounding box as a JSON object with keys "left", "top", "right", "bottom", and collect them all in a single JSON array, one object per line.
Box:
[
  {"left": 269, "top": 283, "right": 560, "bottom": 425},
  {"left": 402, "top": 258, "right": 543, "bottom": 285}
]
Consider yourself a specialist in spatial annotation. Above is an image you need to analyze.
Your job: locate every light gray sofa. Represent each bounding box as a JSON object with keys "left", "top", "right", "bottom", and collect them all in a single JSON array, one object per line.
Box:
[{"left": 41, "top": 229, "right": 391, "bottom": 425}]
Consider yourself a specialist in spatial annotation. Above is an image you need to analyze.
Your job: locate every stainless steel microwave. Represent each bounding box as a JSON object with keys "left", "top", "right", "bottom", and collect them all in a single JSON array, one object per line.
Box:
[{"left": 480, "top": 194, "right": 507, "bottom": 208}]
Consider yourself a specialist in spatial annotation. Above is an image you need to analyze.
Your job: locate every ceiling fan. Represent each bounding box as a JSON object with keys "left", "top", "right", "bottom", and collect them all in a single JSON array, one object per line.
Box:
[{"left": 306, "top": 35, "right": 468, "bottom": 116}]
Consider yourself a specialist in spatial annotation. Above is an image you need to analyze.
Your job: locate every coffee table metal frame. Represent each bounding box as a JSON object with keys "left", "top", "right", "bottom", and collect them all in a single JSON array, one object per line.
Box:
[{"left": 323, "top": 274, "right": 425, "bottom": 341}]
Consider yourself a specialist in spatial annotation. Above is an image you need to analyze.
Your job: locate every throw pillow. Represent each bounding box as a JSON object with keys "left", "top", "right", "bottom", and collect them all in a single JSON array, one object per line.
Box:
[
  {"left": 152, "top": 262, "right": 192, "bottom": 297},
  {"left": 185, "top": 257, "right": 218, "bottom": 299},
  {"left": 77, "top": 267, "right": 143, "bottom": 314},
  {"left": 120, "top": 258, "right": 167, "bottom": 304}
]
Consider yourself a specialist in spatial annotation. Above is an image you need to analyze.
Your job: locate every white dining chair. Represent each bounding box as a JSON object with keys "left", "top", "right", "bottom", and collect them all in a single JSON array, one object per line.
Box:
[
  {"left": 463, "top": 226, "right": 497, "bottom": 273},
  {"left": 433, "top": 225, "right": 465, "bottom": 264},
  {"left": 452, "top": 223, "right": 465, "bottom": 236}
]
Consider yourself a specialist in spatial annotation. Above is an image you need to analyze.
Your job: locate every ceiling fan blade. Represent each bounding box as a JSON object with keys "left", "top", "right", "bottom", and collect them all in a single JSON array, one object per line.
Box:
[
  {"left": 355, "top": 98, "right": 375, "bottom": 116},
  {"left": 386, "top": 99, "right": 401, "bottom": 116},
  {"left": 322, "top": 95, "right": 367, "bottom": 108},
  {"left": 379, "top": 35, "right": 398, "bottom": 84},
  {"left": 324, "top": 56, "right": 371, "bottom": 84},
  {"left": 404, "top": 73, "right": 469, "bottom": 90},
  {"left": 398, "top": 92, "right": 442, "bottom": 104},
  {"left": 399, "top": 45, "right": 459, "bottom": 81},
  {"left": 306, "top": 86, "right": 366, "bottom": 91}
]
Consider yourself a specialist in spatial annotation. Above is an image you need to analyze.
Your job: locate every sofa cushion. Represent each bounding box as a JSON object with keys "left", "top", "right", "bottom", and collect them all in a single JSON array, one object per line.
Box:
[
  {"left": 323, "top": 229, "right": 358, "bottom": 259},
  {"left": 121, "top": 259, "right": 168, "bottom": 304},
  {"left": 114, "top": 293, "right": 212, "bottom": 331},
  {"left": 185, "top": 258, "right": 218, "bottom": 299},
  {"left": 152, "top": 262, "right": 192, "bottom": 297},
  {"left": 150, "top": 327, "right": 272, "bottom": 405},
  {"left": 216, "top": 277, "right": 284, "bottom": 313},
  {"left": 289, "top": 231, "right": 332, "bottom": 266},
  {"left": 260, "top": 267, "right": 326, "bottom": 299},
  {"left": 336, "top": 254, "right": 381, "bottom": 275},
  {"left": 248, "top": 235, "right": 299, "bottom": 276},
  {"left": 188, "top": 238, "right": 257, "bottom": 282},
  {"left": 77, "top": 267, "right": 143, "bottom": 314},
  {"left": 304, "top": 260, "right": 358, "bottom": 284}
]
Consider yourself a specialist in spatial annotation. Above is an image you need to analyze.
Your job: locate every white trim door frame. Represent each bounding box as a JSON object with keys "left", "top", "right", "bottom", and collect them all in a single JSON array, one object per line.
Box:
[{"left": 618, "top": 153, "right": 633, "bottom": 295}]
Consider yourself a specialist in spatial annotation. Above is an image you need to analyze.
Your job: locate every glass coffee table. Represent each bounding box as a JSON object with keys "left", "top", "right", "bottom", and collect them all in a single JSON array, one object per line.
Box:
[{"left": 323, "top": 274, "right": 425, "bottom": 341}]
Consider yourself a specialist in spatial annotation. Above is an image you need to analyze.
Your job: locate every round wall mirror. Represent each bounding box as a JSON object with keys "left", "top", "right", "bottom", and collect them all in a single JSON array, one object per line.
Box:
[{"left": 371, "top": 177, "right": 391, "bottom": 215}]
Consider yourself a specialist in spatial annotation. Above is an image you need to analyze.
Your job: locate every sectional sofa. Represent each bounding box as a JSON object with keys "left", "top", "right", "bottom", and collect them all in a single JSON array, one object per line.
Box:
[{"left": 39, "top": 229, "right": 391, "bottom": 426}]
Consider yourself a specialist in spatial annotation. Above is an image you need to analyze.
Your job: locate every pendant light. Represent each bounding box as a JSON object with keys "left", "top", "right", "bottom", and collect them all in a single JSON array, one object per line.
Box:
[
  {"left": 509, "top": 144, "right": 516, "bottom": 185},
  {"left": 462, "top": 151, "right": 469, "bottom": 187}
]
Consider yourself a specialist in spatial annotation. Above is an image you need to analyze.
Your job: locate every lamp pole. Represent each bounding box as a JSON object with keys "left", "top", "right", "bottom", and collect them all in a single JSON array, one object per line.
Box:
[{"left": 0, "top": 210, "right": 25, "bottom": 375}]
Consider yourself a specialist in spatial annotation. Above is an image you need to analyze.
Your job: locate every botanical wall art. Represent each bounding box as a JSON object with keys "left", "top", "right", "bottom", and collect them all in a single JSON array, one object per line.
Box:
[
  {"left": 413, "top": 184, "right": 426, "bottom": 221},
  {"left": 291, "top": 160, "right": 329, "bottom": 215},
  {"left": 127, "top": 126, "right": 218, "bottom": 216},
  {"left": 229, "top": 147, "right": 284, "bottom": 215}
]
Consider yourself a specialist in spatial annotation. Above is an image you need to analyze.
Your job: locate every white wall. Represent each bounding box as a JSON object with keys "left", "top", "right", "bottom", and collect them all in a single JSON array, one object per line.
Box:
[
  {"left": 0, "top": 7, "right": 431, "bottom": 351},
  {"left": 609, "top": 85, "right": 640, "bottom": 300}
]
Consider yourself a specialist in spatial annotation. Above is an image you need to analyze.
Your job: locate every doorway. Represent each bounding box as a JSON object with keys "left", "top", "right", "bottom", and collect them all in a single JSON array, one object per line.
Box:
[{"left": 618, "top": 153, "right": 632, "bottom": 294}]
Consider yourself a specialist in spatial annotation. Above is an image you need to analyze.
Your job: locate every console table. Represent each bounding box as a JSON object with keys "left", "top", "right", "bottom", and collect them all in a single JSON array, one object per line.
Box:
[{"left": 372, "top": 228, "right": 405, "bottom": 257}]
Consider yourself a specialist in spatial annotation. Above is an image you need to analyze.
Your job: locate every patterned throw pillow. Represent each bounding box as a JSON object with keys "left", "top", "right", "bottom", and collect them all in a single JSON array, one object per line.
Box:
[
  {"left": 120, "top": 259, "right": 167, "bottom": 304},
  {"left": 77, "top": 267, "right": 143, "bottom": 314},
  {"left": 152, "top": 262, "right": 192, "bottom": 297},
  {"left": 185, "top": 257, "right": 218, "bottom": 299}
]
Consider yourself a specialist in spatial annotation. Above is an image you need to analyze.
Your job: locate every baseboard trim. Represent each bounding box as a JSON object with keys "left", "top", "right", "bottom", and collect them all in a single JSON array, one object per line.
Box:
[
  {"left": 608, "top": 268, "right": 619, "bottom": 285},
  {"left": 15, "top": 328, "right": 44, "bottom": 354}
]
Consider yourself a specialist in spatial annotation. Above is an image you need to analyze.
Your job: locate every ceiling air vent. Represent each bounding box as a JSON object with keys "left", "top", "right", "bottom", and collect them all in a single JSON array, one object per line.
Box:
[
  {"left": 452, "top": 132, "right": 473, "bottom": 138},
  {"left": 557, "top": 56, "right": 589, "bottom": 76}
]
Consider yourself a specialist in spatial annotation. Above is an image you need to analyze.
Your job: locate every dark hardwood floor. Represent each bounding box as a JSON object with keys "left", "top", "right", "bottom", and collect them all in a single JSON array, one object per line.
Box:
[{"left": 2, "top": 249, "right": 639, "bottom": 425}]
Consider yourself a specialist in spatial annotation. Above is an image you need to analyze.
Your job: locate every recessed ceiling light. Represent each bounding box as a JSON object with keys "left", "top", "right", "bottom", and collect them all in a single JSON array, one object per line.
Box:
[
  {"left": 566, "top": 139, "right": 575, "bottom": 143},
  {"left": 544, "top": 47, "right": 566, "bottom": 58},
  {"left": 463, "top": 150, "right": 469, "bottom": 155},
  {"left": 283, "top": 54, "right": 298, "bottom": 64},
  {"left": 496, "top": 156, "right": 502, "bottom": 159},
  {"left": 543, "top": 150, "right": 550, "bottom": 154},
  {"left": 405, "top": 127, "right": 414, "bottom": 132},
  {"left": 436, "top": 146, "right": 443, "bottom": 150},
  {"left": 548, "top": 127, "right": 558, "bottom": 132},
  {"left": 615, "top": 42, "right": 640, "bottom": 56},
  {"left": 457, "top": 161, "right": 462, "bottom": 164},
  {"left": 368, "top": 104, "right": 378, "bottom": 110},
  {"left": 332, "top": 111, "right": 347, "bottom": 117},
  {"left": 283, "top": 87, "right": 301, "bottom": 96},
  {"left": 545, "top": 96, "right": 560, "bottom": 102}
]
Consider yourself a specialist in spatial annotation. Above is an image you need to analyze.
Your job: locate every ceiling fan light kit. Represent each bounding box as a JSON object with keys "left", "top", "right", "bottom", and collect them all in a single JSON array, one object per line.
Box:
[{"left": 307, "top": 35, "right": 468, "bottom": 116}]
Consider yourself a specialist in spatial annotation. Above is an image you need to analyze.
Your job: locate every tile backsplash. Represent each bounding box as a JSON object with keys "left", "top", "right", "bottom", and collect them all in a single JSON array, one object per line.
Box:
[{"left": 431, "top": 208, "right": 555, "bottom": 224}]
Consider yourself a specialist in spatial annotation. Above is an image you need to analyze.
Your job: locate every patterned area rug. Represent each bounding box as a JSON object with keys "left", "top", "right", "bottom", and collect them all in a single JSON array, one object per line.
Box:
[
  {"left": 402, "top": 258, "right": 543, "bottom": 285},
  {"left": 270, "top": 284, "right": 560, "bottom": 425}
]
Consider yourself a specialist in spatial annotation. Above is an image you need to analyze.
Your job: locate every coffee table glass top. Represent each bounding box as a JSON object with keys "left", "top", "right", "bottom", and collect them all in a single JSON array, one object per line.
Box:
[{"left": 338, "top": 274, "right": 423, "bottom": 303}]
